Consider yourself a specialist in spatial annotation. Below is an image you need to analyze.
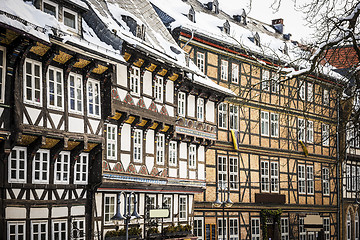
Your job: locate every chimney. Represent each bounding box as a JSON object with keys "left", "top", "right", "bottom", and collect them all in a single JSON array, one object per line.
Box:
[{"left": 272, "top": 18, "right": 284, "bottom": 34}]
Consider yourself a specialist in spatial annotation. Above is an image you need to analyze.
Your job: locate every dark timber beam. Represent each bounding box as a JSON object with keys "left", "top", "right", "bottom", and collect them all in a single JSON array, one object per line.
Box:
[
  {"left": 50, "top": 139, "right": 64, "bottom": 162},
  {"left": 27, "top": 136, "right": 46, "bottom": 161}
]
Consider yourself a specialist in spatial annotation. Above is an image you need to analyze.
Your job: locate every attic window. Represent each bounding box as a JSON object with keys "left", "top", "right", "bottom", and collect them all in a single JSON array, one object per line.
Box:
[
  {"left": 43, "top": 0, "right": 58, "bottom": 18},
  {"left": 136, "top": 24, "right": 146, "bottom": 40},
  {"left": 188, "top": 6, "right": 195, "bottom": 22},
  {"left": 254, "top": 32, "right": 260, "bottom": 47},
  {"left": 63, "top": 8, "right": 78, "bottom": 30},
  {"left": 223, "top": 20, "right": 230, "bottom": 34}
]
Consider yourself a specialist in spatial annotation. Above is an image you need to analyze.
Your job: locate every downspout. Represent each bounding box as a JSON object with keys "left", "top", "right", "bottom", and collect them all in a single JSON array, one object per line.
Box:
[
  {"left": 336, "top": 94, "right": 341, "bottom": 239},
  {"left": 181, "top": 29, "right": 195, "bottom": 49}
]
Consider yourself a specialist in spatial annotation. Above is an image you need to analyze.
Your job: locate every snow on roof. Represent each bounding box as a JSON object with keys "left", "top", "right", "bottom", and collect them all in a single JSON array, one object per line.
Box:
[
  {"left": 66, "top": 0, "right": 89, "bottom": 10},
  {"left": 150, "top": 0, "right": 344, "bottom": 81}
]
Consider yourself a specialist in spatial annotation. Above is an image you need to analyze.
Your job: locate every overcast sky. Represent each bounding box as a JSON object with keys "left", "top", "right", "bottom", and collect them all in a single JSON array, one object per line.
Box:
[{"left": 219, "top": 0, "right": 313, "bottom": 42}]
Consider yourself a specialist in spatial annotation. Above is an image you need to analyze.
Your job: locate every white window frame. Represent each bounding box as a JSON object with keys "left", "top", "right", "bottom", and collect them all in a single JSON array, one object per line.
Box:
[
  {"left": 270, "top": 113, "right": 279, "bottom": 137},
  {"left": 229, "top": 157, "right": 238, "bottom": 190},
  {"left": 261, "top": 111, "right": 269, "bottom": 136},
  {"left": 104, "top": 195, "right": 116, "bottom": 224},
  {"left": 218, "top": 218, "right": 227, "bottom": 240},
  {"left": 322, "top": 167, "right": 330, "bottom": 196},
  {"left": 189, "top": 144, "right": 196, "bottom": 169},
  {"left": 43, "top": 0, "right": 58, "bottom": 18},
  {"left": 47, "top": 66, "right": 64, "bottom": 110},
  {"left": 322, "top": 124, "right": 330, "bottom": 146},
  {"left": 218, "top": 156, "right": 227, "bottom": 187},
  {"left": 24, "top": 58, "right": 42, "bottom": 105},
  {"left": 353, "top": 165, "right": 357, "bottom": 191},
  {"left": 299, "top": 217, "right": 306, "bottom": 240},
  {"left": 169, "top": 141, "right": 177, "bottom": 167},
  {"left": 87, "top": 79, "right": 101, "bottom": 118},
  {"left": 357, "top": 166, "right": 360, "bottom": 191},
  {"left": 130, "top": 67, "right": 140, "bottom": 96},
  {"left": 197, "top": 98, "right": 204, "bottom": 121},
  {"left": 0, "top": 46, "right": 6, "bottom": 103},
  {"left": 33, "top": 149, "right": 50, "bottom": 184},
  {"left": 218, "top": 103, "right": 228, "bottom": 129},
  {"left": 31, "top": 221, "right": 48, "bottom": 240},
  {"left": 194, "top": 218, "right": 204, "bottom": 240},
  {"left": 262, "top": 70, "right": 270, "bottom": 91},
  {"left": 307, "top": 165, "right": 314, "bottom": 194},
  {"left": 298, "top": 118, "right": 305, "bottom": 142},
  {"left": 298, "top": 164, "right": 306, "bottom": 194},
  {"left": 63, "top": 7, "right": 78, "bottom": 31},
  {"left": 133, "top": 129, "right": 143, "bottom": 163},
  {"left": 156, "top": 134, "right": 165, "bottom": 165},
  {"left": 163, "top": 195, "right": 172, "bottom": 221},
  {"left": 324, "top": 89, "right": 329, "bottom": 106},
  {"left": 178, "top": 92, "right": 186, "bottom": 117},
  {"left": 179, "top": 196, "right": 187, "bottom": 220},
  {"left": 154, "top": 76, "right": 163, "bottom": 102},
  {"left": 324, "top": 217, "right": 330, "bottom": 240},
  {"left": 271, "top": 73, "right": 280, "bottom": 93},
  {"left": 231, "top": 63, "right": 239, "bottom": 83},
  {"left": 52, "top": 220, "right": 68, "bottom": 240},
  {"left": 346, "top": 164, "right": 351, "bottom": 191},
  {"left": 221, "top": 60, "right": 228, "bottom": 81},
  {"left": 271, "top": 162, "right": 279, "bottom": 193},
  {"left": 229, "top": 105, "right": 239, "bottom": 130},
  {"left": 347, "top": 211, "right": 351, "bottom": 240},
  {"left": 261, "top": 161, "right": 270, "bottom": 192},
  {"left": 281, "top": 217, "right": 289, "bottom": 240},
  {"left": 74, "top": 153, "right": 89, "bottom": 184},
  {"left": 8, "top": 146, "right": 27, "bottom": 183},
  {"left": 54, "top": 151, "right": 70, "bottom": 184},
  {"left": 356, "top": 213, "right": 359, "bottom": 240},
  {"left": 106, "top": 124, "right": 117, "bottom": 160},
  {"left": 299, "top": 80, "right": 305, "bottom": 101},
  {"left": 72, "top": 218, "right": 85, "bottom": 240},
  {"left": 307, "top": 82, "right": 314, "bottom": 102},
  {"left": 8, "top": 222, "right": 25, "bottom": 240},
  {"left": 229, "top": 218, "right": 238, "bottom": 240},
  {"left": 197, "top": 52, "right": 205, "bottom": 73},
  {"left": 251, "top": 218, "right": 260, "bottom": 240},
  {"left": 306, "top": 120, "right": 314, "bottom": 143},
  {"left": 68, "top": 72, "right": 83, "bottom": 114}
]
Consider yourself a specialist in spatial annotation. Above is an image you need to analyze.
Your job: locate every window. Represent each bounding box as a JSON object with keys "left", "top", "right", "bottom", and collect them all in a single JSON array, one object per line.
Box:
[
  {"left": 355, "top": 213, "right": 359, "bottom": 240},
  {"left": 270, "top": 113, "right": 279, "bottom": 137},
  {"left": 322, "top": 167, "right": 330, "bottom": 195},
  {"left": 156, "top": 134, "right": 165, "bottom": 165},
  {"left": 231, "top": 63, "right": 239, "bottom": 83},
  {"left": 32, "top": 221, "right": 47, "bottom": 240},
  {"left": 299, "top": 217, "right": 306, "bottom": 240},
  {"left": 324, "top": 89, "right": 329, "bottom": 106},
  {"left": 107, "top": 124, "right": 117, "bottom": 160},
  {"left": 261, "top": 111, "right": 269, "bottom": 136},
  {"left": 218, "top": 103, "right": 227, "bottom": 129},
  {"left": 197, "top": 52, "right": 205, "bottom": 73},
  {"left": 347, "top": 212, "right": 351, "bottom": 240},
  {"left": 154, "top": 76, "right": 163, "bottom": 102},
  {"left": 63, "top": 8, "right": 77, "bottom": 30},
  {"left": 179, "top": 196, "right": 187, "bottom": 220},
  {"left": 197, "top": 98, "right": 204, "bottom": 121},
  {"left": 47, "top": 66, "right": 63, "bottom": 109},
  {"left": 218, "top": 219, "right": 227, "bottom": 240},
  {"left": 24, "top": 59, "right": 42, "bottom": 105},
  {"left": 322, "top": 124, "right": 330, "bottom": 146},
  {"left": 353, "top": 165, "right": 357, "bottom": 191},
  {"left": 261, "top": 161, "right": 278, "bottom": 193},
  {"left": 218, "top": 156, "right": 227, "bottom": 187},
  {"left": 33, "top": 149, "right": 49, "bottom": 184},
  {"left": 194, "top": 219, "right": 203, "bottom": 240},
  {"left": 8, "top": 222, "right": 25, "bottom": 240},
  {"left": 87, "top": 79, "right": 101, "bottom": 118},
  {"left": 306, "top": 120, "right": 313, "bottom": 143},
  {"left": 229, "top": 218, "right": 238, "bottom": 240},
  {"left": 298, "top": 165, "right": 306, "bottom": 194},
  {"left": 299, "top": 80, "right": 305, "bottom": 100},
  {"left": 130, "top": 67, "right": 140, "bottom": 96},
  {"left": 75, "top": 153, "right": 88, "bottom": 184},
  {"left": 72, "top": 218, "right": 85, "bottom": 240},
  {"left": 8, "top": 147, "right": 26, "bottom": 183},
  {"left": 271, "top": 162, "right": 279, "bottom": 192},
  {"left": 346, "top": 165, "right": 351, "bottom": 191},
  {"left": 307, "top": 82, "right": 314, "bottom": 102},
  {"left": 298, "top": 118, "right": 305, "bottom": 142},
  {"left": 281, "top": 218, "right": 289, "bottom": 240},
  {"left": 53, "top": 220, "right": 67, "bottom": 240},
  {"left": 43, "top": 0, "right": 58, "bottom": 17},
  {"left": 262, "top": 70, "right": 270, "bottom": 91},
  {"left": 169, "top": 141, "right": 177, "bottom": 166},
  {"left": 307, "top": 165, "right": 314, "bottom": 194},
  {"left": 133, "top": 129, "right": 143, "bottom": 163},
  {"left": 229, "top": 105, "right": 238, "bottom": 130},
  {"left": 178, "top": 92, "right": 186, "bottom": 117},
  {"left": 0, "top": 47, "right": 6, "bottom": 103},
  {"left": 261, "top": 161, "right": 269, "bottom": 192},
  {"left": 251, "top": 218, "right": 260, "bottom": 240},
  {"left": 104, "top": 195, "right": 116, "bottom": 223},
  {"left": 54, "top": 151, "right": 70, "bottom": 184},
  {"left": 163, "top": 196, "right": 172, "bottom": 220},
  {"left": 221, "top": 60, "right": 228, "bottom": 80},
  {"left": 69, "top": 73, "right": 83, "bottom": 114},
  {"left": 357, "top": 166, "right": 360, "bottom": 191},
  {"left": 229, "top": 157, "right": 238, "bottom": 190},
  {"left": 324, "top": 217, "right": 330, "bottom": 240},
  {"left": 189, "top": 144, "right": 196, "bottom": 168},
  {"left": 271, "top": 73, "right": 280, "bottom": 93}
]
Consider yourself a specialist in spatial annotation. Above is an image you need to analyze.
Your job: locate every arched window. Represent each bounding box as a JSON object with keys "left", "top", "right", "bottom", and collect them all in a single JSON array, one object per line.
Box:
[
  {"left": 356, "top": 212, "right": 359, "bottom": 240},
  {"left": 347, "top": 211, "right": 352, "bottom": 240}
]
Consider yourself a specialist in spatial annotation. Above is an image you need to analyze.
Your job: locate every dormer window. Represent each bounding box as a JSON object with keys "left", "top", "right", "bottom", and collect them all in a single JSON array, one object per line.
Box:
[
  {"left": 213, "top": 0, "right": 219, "bottom": 14},
  {"left": 43, "top": 0, "right": 58, "bottom": 18},
  {"left": 241, "top": 9, "right": 247, "bottom": 25},
  {"left": 136, "top": 24, "right": 146, "bottom": 40},
  {"left": 254, "top": 32, "right": 260, "bottom": 47},
  {"left": 188, "top": 6, "right": 195, "bottom": 23},
  {"left": 64, "top": 8, "right": 78, "bottom": 30},
  {"left": 223, "top": 20, "right": 230, "bottom": 34}
]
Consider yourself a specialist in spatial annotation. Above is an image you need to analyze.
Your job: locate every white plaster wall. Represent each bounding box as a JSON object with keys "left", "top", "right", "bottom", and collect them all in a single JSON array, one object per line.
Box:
[
  {"left": 71, "top": 206, "right": 85, "bottom": 216},
  {"left": 179, "top": 161, "right": 187, "bottom": 178},
  {"left": 30, "top": 208, "right": 48, "bottom": 218},
  {"left": 117, "top": 63, "right": 128, "bottom": 87},
  {"left": 206, "top": 101, "right": 215, "bottom": 123},
  {"left": 187, "top": 95, "right": 195, "bottom": 117},
  {"left": 189, "top": 195, "right": 193, "bottom": 215},
  {"left": 173, "top": 195, "right": 178, "bottom": 215},
  {"left": 169, "top": 168, "right": 177, "bottom": 178},
  {"left": 25, "top": 106, "right": 42, "bottom": 126},
  {"left": 179, "top": 143, "right": 187, "bottom": 159},
  {"left": 117, "top": 87, "right": 127, "bottom": 101},
  {"left": 146, "top": 156, "right": 154, "bottom": 174},
  {"left": 166, "top": 81, "right": 174, "bottom": 104},
  {"left": 121, "top": 124, "right": 131, "bottom": 151},
  {"left": 143, "top": 71, "right": 153, "bottom": 96},
  {"left": 52, "top": 207, "right": 68, "bottom": 218},
  {"left": 146, "top": 130, "right": 155, "bottom": 154},
  {"left": 6, "top": 207, "right": 26, "bottom": 219},
  {"left": 165, "top": 105, "right": 174, "bottom": 117},
  {"left": 189, "top": 170, "right": 196, "bottom": 179},
  {"left": 121, "top": 153, "right": 131, "bottom": 171},
  {"left": 68, "top": 117, "right": 84, "bottom": 133},
  {"left": 49, "top": 113, "right": 63, "bottom": 130},
  {"left": 198, "top": 163, "right": 205, "bottom": 180},
  {"left": 95, "top": 193, "right": 102, "bottom": 217}
]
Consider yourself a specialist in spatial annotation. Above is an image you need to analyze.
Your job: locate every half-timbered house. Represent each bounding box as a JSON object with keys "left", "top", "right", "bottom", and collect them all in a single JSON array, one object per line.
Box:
[{"left": 151, "top": 0, "right": 344, "bottom": 239}]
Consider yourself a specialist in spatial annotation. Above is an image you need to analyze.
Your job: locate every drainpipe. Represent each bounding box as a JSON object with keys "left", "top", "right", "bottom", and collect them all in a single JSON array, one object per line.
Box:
[{"left": 181, "top": 29, "right": 195, "bottom": 49}]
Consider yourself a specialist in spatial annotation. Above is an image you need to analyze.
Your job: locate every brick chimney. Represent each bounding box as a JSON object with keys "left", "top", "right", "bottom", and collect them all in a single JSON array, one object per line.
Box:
[{"left": 272, "top": 18, "right": 284, "bottom": 34}]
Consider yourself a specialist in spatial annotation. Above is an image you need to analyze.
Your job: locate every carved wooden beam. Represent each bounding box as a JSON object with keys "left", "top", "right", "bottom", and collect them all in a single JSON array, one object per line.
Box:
[
  {"left": 70, "top": 141, "right": 84, "bottom": 163},
  {"left": 63, "top": 54, "right": 79, "bottom": 81},
  {"left": 27, "top": 136, "right": 46, "bottom": 161},
  {"left": 42, "top": 45, "right": 59, "bottom": 73},
  {"left": 50, "top": 139, "right": 64, "bottom": 162},
  {"left": 154, "top": 122, "right": 163, "bottom": 134},
  {"left": 83, "top": 60, "right": 98, "bottom": 80},
  {"left": 131, "top": 116, "right": 141, "bottom": 128},
  {"left": 117, "top": 112, "right": 129, "bottom": 126}
]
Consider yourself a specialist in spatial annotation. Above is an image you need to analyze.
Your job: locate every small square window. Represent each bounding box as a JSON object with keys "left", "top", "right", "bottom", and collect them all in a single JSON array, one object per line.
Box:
[
  {"left": 64, "top": 8, "right": 77, "bottom": 30},
  {"left": 43, "top": 0, "right": 58, "bottom": 18}
]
